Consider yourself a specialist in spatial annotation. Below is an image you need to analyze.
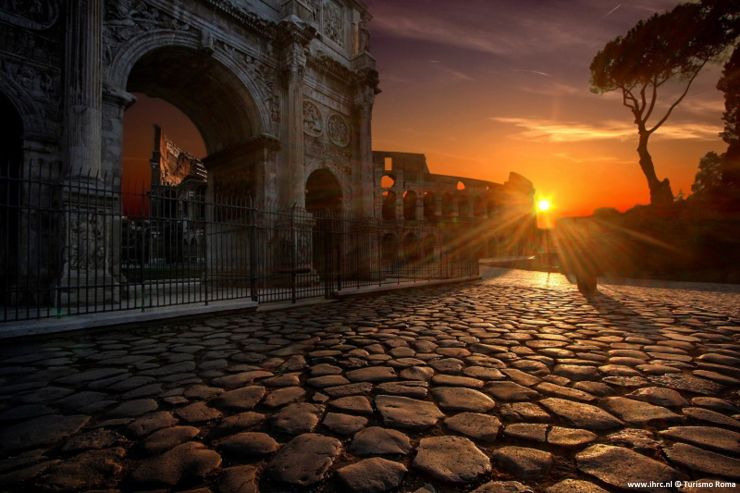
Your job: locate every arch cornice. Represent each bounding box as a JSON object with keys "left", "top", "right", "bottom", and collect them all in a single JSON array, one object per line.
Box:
[{"left": 105, "top": 29, "right": 272, "bottom": 136}]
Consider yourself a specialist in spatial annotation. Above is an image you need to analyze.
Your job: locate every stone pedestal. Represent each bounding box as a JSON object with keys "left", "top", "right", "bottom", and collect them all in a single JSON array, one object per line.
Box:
[{"left": 57, "top": 182, "right": 119, "bottom": 307}]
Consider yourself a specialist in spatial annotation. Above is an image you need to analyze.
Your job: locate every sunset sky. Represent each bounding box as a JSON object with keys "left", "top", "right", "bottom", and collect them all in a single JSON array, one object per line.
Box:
[
  {"left": 123, "top": 0, "right": 729, "bottom": 219},
  {"left": 364, "top": 0, "right": 728, "bottom": 218}
]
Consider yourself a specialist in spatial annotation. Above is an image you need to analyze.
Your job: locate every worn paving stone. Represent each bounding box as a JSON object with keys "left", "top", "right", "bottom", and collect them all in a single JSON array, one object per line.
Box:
[
  {"left": 545, "top": 479, "right": 608, "bottom": 493},
  {"left": 322, "top": 412, "right": 368, "bottom": 436},
  {"left": 211, "top": 385, "right": 265, "bottom": 411},
  {"left": 213, "top": 411, "right": 266, "bottom": 437},
  {"left": 413, "top": 435, "right": 491, "bottom": 483},
  {"left": 143, "top": 425, "right": 200, "bottom": 454},
  {"left": 504, "top": 423, "right": 547, "bottom": 443},
  {"left": 336, "top": 457, "right": 407, "bottom": 493},
  {"left": 375, "top": 395, "right": 444, "bottom": 429},
  {"left": 217, "top": 464, "right": 259, "bottom": 493},
  {"left": 659, "top": 426, "right": 740, "bottom": 455},
  {"left": 128, "top": 411, "right": 179, "bottom": 437},
  {"left": 600, "top": 396, "right": 683, "bottom": 425},
  {"left": 107, "top": 398, "right": 158, "bottom": 417},
  {"left": 432, "top": 386, "right": 496, "bottom": 412},
  {"left": 499, "top": 402, "right": 550, "bottom": 422},
  {"left": 346, "top": 366, "right": 397, "bottom": 382},
  {"left": 263, "top": 386, "right": 306, "bottom": 408},
  {"left": 329, "top": 396, "right": 373, "bottom": 414},
  {"left": 0, "top": 414, "right": 90, "bottom": 455},
  {"left": 40, "top": 447, "right": 125, "bottom": 491},
  {"left": 662, "top": 442, "right": 740, "bottom": 479},
  {"left": 445, "top": 412, "right": 501, "bottom": 443},
  {"left": 267, "top": 433, "right": 342, "bottom": 486},
  {"left": 376, "top": 380, "right": 428, "bottom": 398},
  {"left": 547, "top": 426, "right": 597, "bottom": 448},
  {"left": 576, "top": 444, "right": 682, "bottom": 491},
  {"left": 606, "top": 428, "right": 661, "bottom": 453},
  {"left": 132, "top": 441, "right": 222, "bottom": 486},
  {"left": 175, "top": 401, "right": 223, "bottom": 423},
  {"left": 215, "top": 431, "right": 280, "bottom": 457},
  {"left": 271, "top": 403, "right": 325, "bottom": 435},
  {"left": 349, "top": 426, "right": 413, "bottom": 456},
  {"left": 471, "top": 481, "right": 535, "bottom": 493},
  {"left": 62, "top": 428, "right": 127, "bottom": 453},
  {"left": 492, "top": 446, "right": 553, "bottom": 478},
  {"left": 484, "top": 381, "right": 539, "bottom": 401},
  {"left": 400, "top": 366, "right": 434, "bottom": 381},
  {"left": 681, "top": 407, "right": 740, "bottom": 429},
  {"left": 540, "top": 398, "right": 623, "bottom": 430},
  {"left": 626, "top": 386, "right": 689, "bottom": 407}
]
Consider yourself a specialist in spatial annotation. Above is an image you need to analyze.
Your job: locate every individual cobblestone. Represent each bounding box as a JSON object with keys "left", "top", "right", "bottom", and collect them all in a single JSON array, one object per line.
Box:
[{"left": 0, "top": 269, "right": 737, "bottom": 492}]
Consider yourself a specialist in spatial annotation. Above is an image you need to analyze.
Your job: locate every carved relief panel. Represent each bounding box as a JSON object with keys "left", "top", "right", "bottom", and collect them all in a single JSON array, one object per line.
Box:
[
  {"left": 323, "top": 0, "right": 345, "bottom": 48},
  {"left": 303, "top": 99, "right": 352, "bottom": 165},
  {"left": 0, "top": 0, "right": 63, "bottom": 136},
  {"left": 327, "top": 114, "right": 349, "bottom": 147},
  {"left": 303, "top": 100, "right": 323, "bottom": 137}
]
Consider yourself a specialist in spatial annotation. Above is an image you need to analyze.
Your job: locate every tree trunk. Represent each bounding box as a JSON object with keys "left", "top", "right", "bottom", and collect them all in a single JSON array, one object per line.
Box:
[{"left": 637, "top": 131, "right": 673, "bottom": 207}]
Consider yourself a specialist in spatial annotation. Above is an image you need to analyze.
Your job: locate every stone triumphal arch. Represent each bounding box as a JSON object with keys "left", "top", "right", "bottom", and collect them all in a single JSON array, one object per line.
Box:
[{"left": 0, "top": 0, "right": 535, "bottom": 318}]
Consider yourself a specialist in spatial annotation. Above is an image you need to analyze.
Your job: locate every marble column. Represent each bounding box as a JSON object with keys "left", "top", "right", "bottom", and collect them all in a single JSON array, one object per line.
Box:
[
  {"left": 281, "top": 38, "right": 307, "bottom": 209},
  {"left": 64, "top": 0, "right": 103, "bottom": 179},
  {"left": 354, "top": 87, "right": 375, "bottom": 219},
  {"left": 59, "top": 1, "right": 118, "bottom": 307}
]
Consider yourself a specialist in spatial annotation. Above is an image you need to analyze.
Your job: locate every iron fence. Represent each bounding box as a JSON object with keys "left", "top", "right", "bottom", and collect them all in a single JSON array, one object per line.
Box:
[{"left": 0, "top": 167, "right": 479, "bottom": 323}]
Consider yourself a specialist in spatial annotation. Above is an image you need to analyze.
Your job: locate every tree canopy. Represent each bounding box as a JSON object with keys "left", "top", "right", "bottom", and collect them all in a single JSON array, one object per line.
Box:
[
  {"left": 590, "top": 0, "right": 739, "bottom": 207},
  {"left": 691, "top": 151, "right": 724, "bottom": 198}
]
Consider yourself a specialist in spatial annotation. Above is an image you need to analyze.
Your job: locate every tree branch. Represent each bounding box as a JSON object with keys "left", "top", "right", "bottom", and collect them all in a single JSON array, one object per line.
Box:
[
  {"left": 643, "top": 75, "right": 659, "bottom": 123},
  {"left": 622, "top": 87, "right": 639, "bottom": 112},
  {"left": 639, "top": 83, "right": 648, "bottom": 116},
  {"left": 647, "top": 60, "right": 707, "bottom": 134}
]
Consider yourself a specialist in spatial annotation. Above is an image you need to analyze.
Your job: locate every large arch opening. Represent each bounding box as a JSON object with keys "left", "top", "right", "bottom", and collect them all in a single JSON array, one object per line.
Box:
[
  {"left": 122, "top": 46, "right": 263, "bottom": 204},
  {"left": 0, "top": 92, "right": 23, "bottom": 303},
  {"left": 126, "top": 46, "right": 258, "bottom": 157},
  {"left": 306, "top": 169, "right": 343, "bottom": 276},
  {"left": 305, "top": 169, "right": 343, "bottom": 216},
  {"left": 120, "top": 46, "right": 263, "bottom": 284}
]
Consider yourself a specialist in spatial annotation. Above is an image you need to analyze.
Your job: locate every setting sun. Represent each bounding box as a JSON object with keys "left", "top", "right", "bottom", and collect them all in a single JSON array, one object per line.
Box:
[{"left": 537, "top": 198, "right": 552, "bottom": 212}]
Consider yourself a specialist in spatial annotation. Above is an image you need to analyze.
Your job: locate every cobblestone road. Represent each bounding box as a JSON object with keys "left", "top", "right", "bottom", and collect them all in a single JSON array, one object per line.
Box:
[{"left": 0, "top": 269, "right": 738, "bottom": 493}]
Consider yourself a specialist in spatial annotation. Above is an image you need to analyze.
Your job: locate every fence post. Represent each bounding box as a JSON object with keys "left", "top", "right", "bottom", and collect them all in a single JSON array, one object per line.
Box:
[
  {"left": 249, "top": 201, "right": 258, "bottom": 302},
  {"left": 290, "top": 205, "right": 296, "bottom": 304}
]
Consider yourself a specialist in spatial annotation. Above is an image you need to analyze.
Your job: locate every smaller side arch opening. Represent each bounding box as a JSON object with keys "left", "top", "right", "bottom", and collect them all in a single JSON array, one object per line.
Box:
[
  {"left": 423, "top": 192, "right": 436, "bottom": 221},
  {"left": 403, "top": 190, "right": 417, "bottom": 221},
  {"left": 382, "top": 190, "right": 397, "bottom": 220}
]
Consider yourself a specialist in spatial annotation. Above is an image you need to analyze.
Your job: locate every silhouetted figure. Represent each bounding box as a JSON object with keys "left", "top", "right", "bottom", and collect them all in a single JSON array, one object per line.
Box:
[{"left": 576, "top": 270, "right": 598, "bottom": 297}]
